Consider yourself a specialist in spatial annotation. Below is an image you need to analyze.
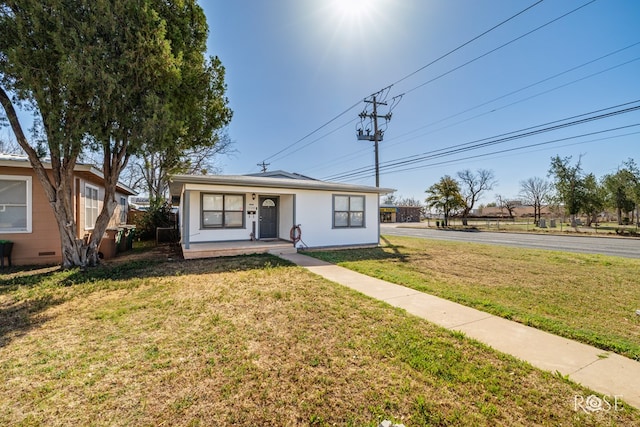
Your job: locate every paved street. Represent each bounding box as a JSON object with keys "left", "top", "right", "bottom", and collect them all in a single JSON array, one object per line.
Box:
[{"left": 381, "top": 224, "right": 640, "bottom": 258}]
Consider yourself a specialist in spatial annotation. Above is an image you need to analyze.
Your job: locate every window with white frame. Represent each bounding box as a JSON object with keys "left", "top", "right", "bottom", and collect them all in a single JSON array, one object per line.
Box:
[
  {"left": 85, "top": 184, "right": 99, "bottom": 230},
  {"left": 333, "top": 195, "right": 365, "bottom": 228},
  {"left": 201, "top": 193, "right": 245, "bottom": 228},
  {"left": 119, "top": 196, "right": 127, "bottom": 224},
  {"left": 0, "top": 175, "right": 32, "bottom": 233}
]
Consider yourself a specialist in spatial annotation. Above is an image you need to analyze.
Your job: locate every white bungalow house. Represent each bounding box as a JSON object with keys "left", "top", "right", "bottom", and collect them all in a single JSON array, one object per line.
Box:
[{"left": 168, "top": 171, "right": 394, "bottom": 259}]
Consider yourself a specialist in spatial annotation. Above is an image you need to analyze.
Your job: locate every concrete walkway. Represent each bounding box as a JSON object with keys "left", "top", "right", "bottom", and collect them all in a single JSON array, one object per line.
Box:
[{"left": 278, "top": 252, "right": 640, "bottom": 409}]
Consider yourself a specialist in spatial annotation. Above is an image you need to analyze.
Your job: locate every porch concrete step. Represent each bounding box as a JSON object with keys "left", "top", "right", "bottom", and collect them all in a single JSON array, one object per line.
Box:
[
  {"left": 267, "top": 246, "right": 298, "bottom": 256},
  {"left": 182, "top": 241, "right": 296, "bottom": 259}
]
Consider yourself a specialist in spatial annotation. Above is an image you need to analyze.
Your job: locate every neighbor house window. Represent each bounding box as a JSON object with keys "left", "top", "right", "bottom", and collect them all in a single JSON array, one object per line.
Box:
[
  {"left": 202, "top": 193, "right": 245, "bottom": 228},
  {"left": 119, "top": 196, "right": 127, "bottom": 224},
  {"left": 85, "top": 184, "right": 99, "bottom": 230},
  {"left": 0, "top": 175, "right": 32, "bottom": 233},
  {"left": 333, "top": 195, "right": 365, "bottom": 228}
]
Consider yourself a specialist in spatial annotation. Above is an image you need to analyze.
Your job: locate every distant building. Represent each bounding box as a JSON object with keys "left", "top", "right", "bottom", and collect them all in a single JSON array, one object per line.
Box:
[
  {"left": 380, "top": 204, "right": 422, "bottom": 223},
  {"left": 479, "top": 204, "right": 551, "bottom": 217}
]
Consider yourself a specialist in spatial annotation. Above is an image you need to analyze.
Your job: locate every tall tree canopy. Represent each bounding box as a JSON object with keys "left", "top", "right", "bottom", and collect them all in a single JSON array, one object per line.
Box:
[
  {"left": 0, "top": 0, "right": 231, "bottom": 268},
  {"left": 548, "top": 155, "right": 585, "bottom": 225},
  {"left": 425, "top": 175, "right": 465, "bottom": 227},
  {"left": 581, "top": 173, "right": 606, "bottom": 226}
]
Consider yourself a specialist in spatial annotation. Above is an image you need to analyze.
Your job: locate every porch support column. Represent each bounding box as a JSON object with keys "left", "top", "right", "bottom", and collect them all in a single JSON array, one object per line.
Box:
[
  {"left": 183, "top": 190, "right": 190, "bottom": 249},
  {"left": 292, "top": 194, "right": 297, "bottom": 247},
  {"left": 292, "top": 194, "right": 297, "bottom": 228},
  {"left": 376, "top": 193, "right": 381, "bottom": 246}
]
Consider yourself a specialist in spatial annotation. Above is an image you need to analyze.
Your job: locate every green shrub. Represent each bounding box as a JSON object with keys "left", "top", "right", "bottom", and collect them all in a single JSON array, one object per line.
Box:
[{"left": 133, "top": 202, "right": 175, "bottom": 241}]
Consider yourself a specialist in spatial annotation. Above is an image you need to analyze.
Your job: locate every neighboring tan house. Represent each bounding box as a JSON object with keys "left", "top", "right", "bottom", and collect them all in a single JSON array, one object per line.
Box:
[
  {"left": 0, "top": 154, "right": 135, "bottom": 266},
  {"left": 169, "top": 171, "right": 394, "bottom": 259}
]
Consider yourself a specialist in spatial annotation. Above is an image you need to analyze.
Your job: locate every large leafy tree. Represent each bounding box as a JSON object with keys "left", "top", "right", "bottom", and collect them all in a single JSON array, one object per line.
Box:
[
  {"left": 623, "top": 159, "right": 640, "bottom": 225},
  {"left": 603, "top": 159, "right": 640, "bottom": 225},
  {"left": 425, "top": 175, "right": 465, "bottom": 227},
  {"left": 128, "top": 129, "right": 234, "bottom": 203},
  {"left": 581, "top": 173, "right": 606, "bottom": 226},
  {"left": 548, "top": 155, "right": 585, "bottom": 226},
  {"left": 0, "top": 0, "right": 231, "bottom": 268},
  {"left": 603, "top": 168, "right": 635, "bottom": 225}
]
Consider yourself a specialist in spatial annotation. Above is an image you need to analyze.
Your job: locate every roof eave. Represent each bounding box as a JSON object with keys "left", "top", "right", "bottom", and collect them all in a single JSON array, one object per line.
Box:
[{"left": 169, "top": 174, "right": 395, "bottom": 197}]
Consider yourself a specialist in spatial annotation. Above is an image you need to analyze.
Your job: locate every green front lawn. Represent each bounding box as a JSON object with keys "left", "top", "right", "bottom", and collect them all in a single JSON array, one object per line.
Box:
[
  {"left": 308, "top": 235, "right": 640, "bottom": 361},
  {"left": 1, "top": 254, "right": 637, "bottom": 425}
]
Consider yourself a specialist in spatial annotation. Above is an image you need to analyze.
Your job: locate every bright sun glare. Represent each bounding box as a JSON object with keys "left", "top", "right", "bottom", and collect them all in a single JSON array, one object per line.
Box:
[
  {"left": 309, "top": 0, "right": 397, "bottom": 63},
  {"left": 332, "top": 0, "right": 370, "bottom": 19},
  {"left": 325, "top": 0, "right": 384, "bottom": 38}
]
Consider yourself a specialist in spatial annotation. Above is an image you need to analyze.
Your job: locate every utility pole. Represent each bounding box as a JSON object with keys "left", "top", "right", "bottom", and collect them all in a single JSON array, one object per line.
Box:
[
  {"left": 257, "top": 161, "right": 270, "bottom": 173},
  {"left": 357, "top": 92, "right": 395, "bottom": 187}
]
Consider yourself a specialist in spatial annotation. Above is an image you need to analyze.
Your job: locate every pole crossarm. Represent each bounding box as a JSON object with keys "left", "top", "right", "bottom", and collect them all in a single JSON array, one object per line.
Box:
[{"left": 356, "top": 93, "right": 399, "bottom": 187}]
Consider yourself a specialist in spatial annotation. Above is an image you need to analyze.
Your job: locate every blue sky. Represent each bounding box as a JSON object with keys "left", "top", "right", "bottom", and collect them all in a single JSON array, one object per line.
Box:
[
  {"left": 2, "top": 1, "right": 637, "bottom": 204},
  {"left": 201, "top": 0, "right": 640, "bottom": 204}
]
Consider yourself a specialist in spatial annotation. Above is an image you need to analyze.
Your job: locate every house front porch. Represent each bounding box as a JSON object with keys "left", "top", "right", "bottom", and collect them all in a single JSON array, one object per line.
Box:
[{"left": 182, "top": 239, "right": 297, "bottom": 260}]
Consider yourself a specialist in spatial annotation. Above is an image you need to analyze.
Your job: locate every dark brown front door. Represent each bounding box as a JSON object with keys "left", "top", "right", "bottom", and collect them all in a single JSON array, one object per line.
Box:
[{"left": 259, "top": 197, "right": 278, "bottom": 239}]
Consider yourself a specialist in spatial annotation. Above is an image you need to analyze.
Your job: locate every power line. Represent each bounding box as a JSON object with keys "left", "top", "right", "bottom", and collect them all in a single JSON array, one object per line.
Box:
[
  {"left": 260, "top": 100, "right": 362, "bottom": 163},
  {"left": 401, "top": 0, "right": 597, "bottom": 96},
  {"left": 303, "top": 42, "right": 640, "bottom": 176},
  {"left": 259, "top": 0, "right": 599, "bottom": 175},
  {"left": 392, "top": 0, "right": 545, "bottom": 86},
  {"left": 322, "top": 100, "right": 640, "bottom": 181},
  {"left": 385, "top": 41, "right": 640, "bottom": 147},
  {"left": 376, "top": 56, "right": 640, "bottom": 158},
  {"left": 268, "top": 118, "right": 357, "bottom": 164},
  {"left": 258, "top": 1, "right": 548, "bottom": 168},
  {"left": 328, "top": 105, "right": 640, "bottom": 181},
  {"left": 364, "top": 124, "right": 640, "bottom": 179}
]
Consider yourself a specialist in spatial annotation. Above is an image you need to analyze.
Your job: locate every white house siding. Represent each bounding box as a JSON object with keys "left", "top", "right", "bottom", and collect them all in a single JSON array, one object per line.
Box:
[
  {"left": 278, "top": 194, "right": 295, "bottom": 241},
  {"left": 293, "top": 190, "right": 380, "bottom": 248},
  {"left": 179, "top": 183, "right": 381, "bottom": 249}
]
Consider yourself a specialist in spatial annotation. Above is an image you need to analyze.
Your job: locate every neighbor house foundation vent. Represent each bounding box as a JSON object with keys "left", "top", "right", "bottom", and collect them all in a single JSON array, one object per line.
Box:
[{"left": 39, "top": 251, "right": 56, "bottom": 256}]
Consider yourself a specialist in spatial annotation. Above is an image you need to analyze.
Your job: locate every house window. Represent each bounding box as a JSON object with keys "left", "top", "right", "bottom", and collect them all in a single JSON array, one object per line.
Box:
[
  {"left": 0, "top": 175, "right": 32, "bottom": 233},
  {"left": 333, "top": 195, "right": 365, "bottom": 228},
  {"left": 85, "top": 184, "right": 99, "bottom": 230},
  {"left": 119, "top": 196, "right": 127, "bottom": 224},
  {"left": 202, "top": 193, "right": 245, "bottom": 228}
]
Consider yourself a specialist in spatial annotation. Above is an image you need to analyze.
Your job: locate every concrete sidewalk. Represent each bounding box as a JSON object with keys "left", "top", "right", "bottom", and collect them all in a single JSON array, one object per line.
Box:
[{"left": 278, "top": 252, "right": 640, "bottom": 409}]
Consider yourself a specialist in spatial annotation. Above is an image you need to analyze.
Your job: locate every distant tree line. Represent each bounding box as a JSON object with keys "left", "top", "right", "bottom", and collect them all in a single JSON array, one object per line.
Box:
[
  {"left": 423, "top": 156, "right": 640, "bottom": 227},
  {"left": 546, "top": 155, "right": 639, "bottom": 226}
]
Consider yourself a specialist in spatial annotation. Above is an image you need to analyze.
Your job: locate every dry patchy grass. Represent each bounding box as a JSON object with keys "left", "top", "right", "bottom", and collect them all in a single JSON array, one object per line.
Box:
[
  {"left": 309, "top": 235, "right": 640, "bottom": 361},
  {"left": 1, "top": 254, "right": 638, "bottom": 426}
]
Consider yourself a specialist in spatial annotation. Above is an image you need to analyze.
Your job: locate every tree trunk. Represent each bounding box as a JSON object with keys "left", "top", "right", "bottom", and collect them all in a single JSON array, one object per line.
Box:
[
  {"left": 1, "top": 88, "right": 93, "bottom": 268},
  {"left": 617, "top": 207, "right": 623, "bottom": 225},
  {"left": 1, "top": 87, "right": 108, "bottom": 268}
]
